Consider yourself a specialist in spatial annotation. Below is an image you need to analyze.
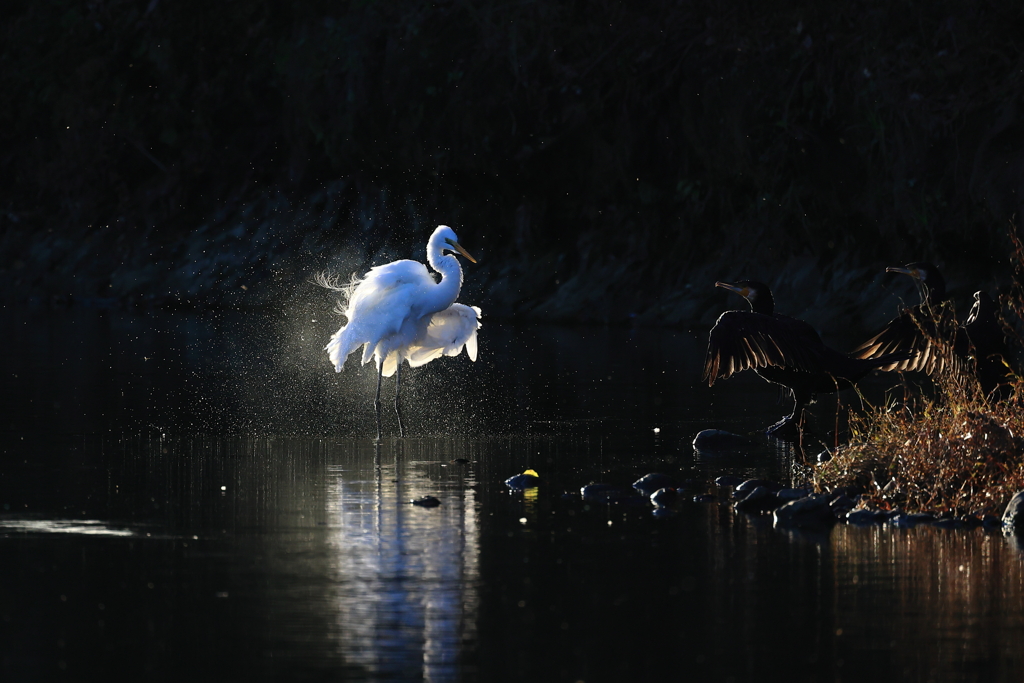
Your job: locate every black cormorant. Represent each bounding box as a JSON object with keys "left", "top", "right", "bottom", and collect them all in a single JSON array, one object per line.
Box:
[
  {"left": 703, "top": 280, "right": 916, "bottom": 438},
  {"left": 852, "top": 263, "right": 1014, "bottom": 398},
  {"left": 851, "top": 263, "right": 955, "bottom": 376},
  {"left": 963, "top": 291, "right": 1015, "bottom": 396}
]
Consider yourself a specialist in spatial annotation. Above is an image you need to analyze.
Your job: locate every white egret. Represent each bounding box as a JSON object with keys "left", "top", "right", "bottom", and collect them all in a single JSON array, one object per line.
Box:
[{"left": 323, "top": 225, "right": 482, "bottom": 438}]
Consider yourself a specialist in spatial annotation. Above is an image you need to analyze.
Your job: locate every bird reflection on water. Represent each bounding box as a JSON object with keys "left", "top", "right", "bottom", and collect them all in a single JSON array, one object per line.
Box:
[{"left": 322, "top": 440, "right": 479, "bottom": 681}]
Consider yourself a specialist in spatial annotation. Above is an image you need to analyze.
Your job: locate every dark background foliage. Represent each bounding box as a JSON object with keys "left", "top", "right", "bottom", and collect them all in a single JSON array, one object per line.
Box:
[{"left": 2, "top": 0, "right": 1023, "bottom": 330}]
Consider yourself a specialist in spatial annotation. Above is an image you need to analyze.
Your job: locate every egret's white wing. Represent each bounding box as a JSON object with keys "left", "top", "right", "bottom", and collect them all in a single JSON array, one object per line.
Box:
[
  {"left": 326, "top": 259, "right": 434, "bottom": 372},
  {"left": 405, "top": 304, "right": 482, "bottom": 368}
]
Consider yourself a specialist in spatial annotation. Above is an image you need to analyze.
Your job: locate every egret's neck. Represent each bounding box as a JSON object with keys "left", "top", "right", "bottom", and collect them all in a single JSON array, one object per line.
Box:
[{"left": 425, "top": 245, "right": 463, "bottom": 312}]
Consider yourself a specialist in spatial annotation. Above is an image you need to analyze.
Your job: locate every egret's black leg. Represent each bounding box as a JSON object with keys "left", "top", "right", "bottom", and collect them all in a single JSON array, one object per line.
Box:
[
  {"left": 394, "top": 363, "right": 405, "bottom": 438},
  {"left": 373, "top": 362, "right": 384, "bottom": 440}
]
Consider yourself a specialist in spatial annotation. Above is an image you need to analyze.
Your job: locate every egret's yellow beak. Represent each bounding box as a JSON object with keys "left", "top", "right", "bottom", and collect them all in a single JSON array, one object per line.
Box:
[
  {"left": 715, "top": 281, "right": 749, "bottom": 298},
  {"left": 445, "top": 238, "right": 477, "bottom": 263}
]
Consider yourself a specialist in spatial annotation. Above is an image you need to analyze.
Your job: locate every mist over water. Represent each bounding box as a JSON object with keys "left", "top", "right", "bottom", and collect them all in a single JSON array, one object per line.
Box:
[{"left": 2, "top": 308, "right": 1023, "bottom": 682}]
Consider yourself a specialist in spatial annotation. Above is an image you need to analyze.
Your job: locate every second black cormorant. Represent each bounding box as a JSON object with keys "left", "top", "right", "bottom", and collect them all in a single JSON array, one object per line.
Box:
[
  {"left": 852, "top": 262, "right": 1014, "bottom": 398},
  {"left": 963, "top": 290, "right": 1015, "bottom": 397},
  {"left": 703, "top": 280, "right": 915, "bottom": 439}
]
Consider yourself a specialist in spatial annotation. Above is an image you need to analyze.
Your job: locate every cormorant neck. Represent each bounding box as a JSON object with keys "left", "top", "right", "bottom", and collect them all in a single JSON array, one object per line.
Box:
[
  {"left": 920, "top": 273, "right": 946, "bottom": 304},
  {"left": 748, "top": 291, "right": 775, "bottom": 316}
]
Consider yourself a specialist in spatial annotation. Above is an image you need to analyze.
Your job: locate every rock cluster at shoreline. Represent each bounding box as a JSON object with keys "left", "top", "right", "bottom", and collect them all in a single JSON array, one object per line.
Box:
[{"left": 508, "top": 466, "right": 1024, "bottom": 536}]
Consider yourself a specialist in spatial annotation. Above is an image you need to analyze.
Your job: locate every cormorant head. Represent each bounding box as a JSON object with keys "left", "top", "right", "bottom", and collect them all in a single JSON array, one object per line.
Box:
[
  {"left": 716, "top": 280, "right": 775, "bottom": 315},
  {"left": 886, "top": 262, "right": 946, "bottom": 304}
]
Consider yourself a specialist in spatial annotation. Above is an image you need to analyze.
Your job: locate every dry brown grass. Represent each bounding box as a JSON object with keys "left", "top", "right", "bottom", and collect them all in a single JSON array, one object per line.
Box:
[
  {"left": 816, "top": 380, "right": 1024, "bottom": 515},
  {"left": 814, "top": 228, "right": 1024, "bottom": 515}
]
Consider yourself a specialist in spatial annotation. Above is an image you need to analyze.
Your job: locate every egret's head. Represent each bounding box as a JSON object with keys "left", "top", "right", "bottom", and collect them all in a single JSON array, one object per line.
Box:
[{"left": 434, "top": 225, "right": 477, "bottom": 263}]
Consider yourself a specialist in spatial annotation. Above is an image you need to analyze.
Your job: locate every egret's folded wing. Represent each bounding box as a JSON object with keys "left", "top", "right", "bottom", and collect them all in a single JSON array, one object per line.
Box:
[{"left": 405, "top": 304, "right": 482, "bottom": 367}]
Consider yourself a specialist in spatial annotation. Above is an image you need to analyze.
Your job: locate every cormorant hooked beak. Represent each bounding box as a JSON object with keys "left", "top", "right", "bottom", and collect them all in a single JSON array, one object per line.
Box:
[
  {"left": 886, "top": 265, "right": 920, "bottom": 279},
  {"left": 886, "top": 265, "right": 932, "bottom": 302},
  {"left": 715, "top": 281, "right": 750, "bottom": 298},
  {"left": 445, "top": 238, "right": 477, "bottom": 263}
]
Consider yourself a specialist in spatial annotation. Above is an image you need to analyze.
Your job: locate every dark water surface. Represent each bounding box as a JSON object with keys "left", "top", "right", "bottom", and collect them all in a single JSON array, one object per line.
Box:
[{"left": 2, "top": 308, "right": 1023, "bottom": 682}]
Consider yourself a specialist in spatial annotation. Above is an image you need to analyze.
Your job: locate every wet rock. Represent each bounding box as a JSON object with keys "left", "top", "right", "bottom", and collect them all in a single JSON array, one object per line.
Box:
[
  {"left": 581, "top": 483, "right": 635, "bottom": 504},
  {"left": 958, "top": 515, "right": 983, "bottom": 528},
  {"left": 887, "top": 512, "right": 915, "bottom": 528},
  {"left": 932, "top": 517, "right": 957, "bottom": 529},
  {"left": 776, "top": 487, "right": 810, "bottom": 502},
  {"left": 737, "top": 478, "right": 782, "bottom": 493},
  {"left": 650, "top": 487, "right": 678, "bottom": 508},
  {"left": 829, "top": 486, "right": 863, "bottom": 500},
  {"left": 1002, "top": 490, "right": 1024, "bottom": 532},
  {"left": 411, "top": 496, "right": 441, "bottom": 507},
  {"left": 909, "top": 512, "right": 935, "bottom": 524},
  {"left": 651, "top": 507, "right": 676, "bottom": 519},
  {"left": 773, "top": 493, "right": 834, "bottom": 528},
  {"left": 714, "top": 475, "right": 744, "bottom": 488},
  {"left": 829, "top": 494, "right": 856, "bottom": 518},
  {"left": 693, "top": 494, "right": 716, "bottom": 503},
  {"left": 693, "top": 429, "right": 750, "bottom": 452},
  {"left": 733, "top": 486, "right": 779, "bottom": 513},
  {"left": 633, "top": 473, "right": 675, "bottom": 496},
  {"left": 846, "top": 509, "right": 885, "bottom": 525},
  {"left": 505, "top": 469, "right": 540, "bottom": 490},
  {"left": 982, "top": 514, "right": 1003, "bottom": 529}
]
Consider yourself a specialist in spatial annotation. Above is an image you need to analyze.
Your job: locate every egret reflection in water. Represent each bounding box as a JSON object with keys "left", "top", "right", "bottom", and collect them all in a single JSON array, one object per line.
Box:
[
  {"left": 322, "top": 441, "right": 479, "bottom": 681},
  {"left": 0, "top": 519, "right": 135, "bottom": 537}
]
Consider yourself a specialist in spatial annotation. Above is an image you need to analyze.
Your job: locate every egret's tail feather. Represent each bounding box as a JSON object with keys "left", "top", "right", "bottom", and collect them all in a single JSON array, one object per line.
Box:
[
  {"left": 315, "top": 270, "right": 363, "bottom": 314},
  {"left": 325, "top": 326, "right": 367, "bottom": 373}
]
